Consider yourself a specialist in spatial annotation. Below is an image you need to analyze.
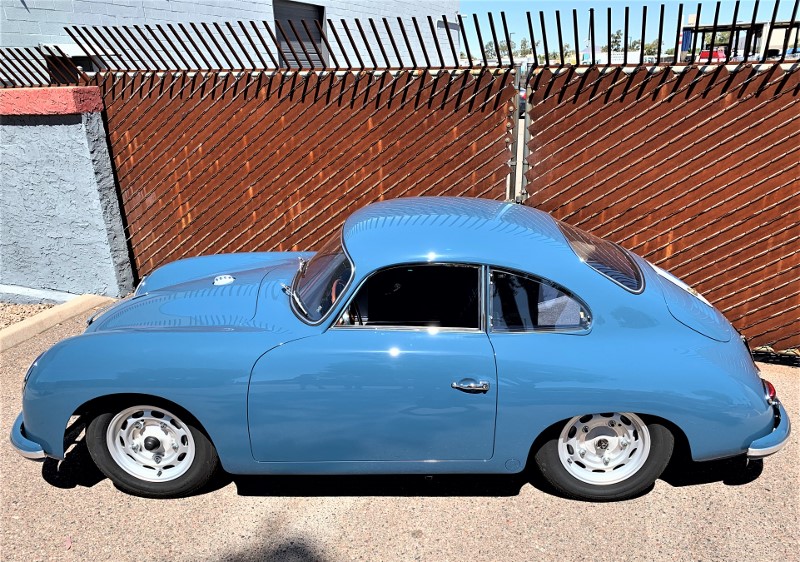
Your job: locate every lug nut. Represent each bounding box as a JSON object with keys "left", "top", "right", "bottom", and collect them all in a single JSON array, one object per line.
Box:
[
  {"left": 603, "top": 455, "right": 610, "bottom": 466},
  {"left": 582, "top": 426, "right": 589, "bottom": 433},
  {"left": 579, "top": 449, "right": 586, "bottom": 458},
  {"left": 172, "top": 442, "right": 179, "bottom": 452},
  {"left": 131, "top": 444, "right": 140, "bottom": 453},
  {"left": 160, "top": 422, "right": 168, "bottom": 431},
  {"left": 608, "top": 420, "right": 616, "bottom": 427},
  {"left": 153, "top": 455, "right": 162, "bottom": 464},
  {"left": 133, "top": 421, "right": 143, "bottom": 430}
]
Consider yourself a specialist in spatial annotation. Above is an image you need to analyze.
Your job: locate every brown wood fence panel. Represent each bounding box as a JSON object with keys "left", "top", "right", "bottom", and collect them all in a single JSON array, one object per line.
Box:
[
  {"left": 100, "top": 69, "right": 514, "bottom": 276},
  {"left": 524, "top": 64, "right": 800, "bottom": 351}
]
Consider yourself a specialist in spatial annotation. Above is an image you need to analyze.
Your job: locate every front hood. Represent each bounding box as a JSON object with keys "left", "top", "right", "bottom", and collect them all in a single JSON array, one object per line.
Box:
[{"left": 87, "top": 253, "right": 309, "bottom": 332}]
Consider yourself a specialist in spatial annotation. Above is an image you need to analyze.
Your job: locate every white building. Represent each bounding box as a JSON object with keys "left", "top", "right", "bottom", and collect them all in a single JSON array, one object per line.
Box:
[{"left": 0, "top": 0, "right": 460, "bottom": 68}]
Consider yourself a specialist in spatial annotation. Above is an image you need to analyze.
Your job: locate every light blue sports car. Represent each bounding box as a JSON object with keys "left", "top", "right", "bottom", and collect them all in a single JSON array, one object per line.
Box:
[{"left": 11, "top": 197, "right": 790, "bottom": 501}]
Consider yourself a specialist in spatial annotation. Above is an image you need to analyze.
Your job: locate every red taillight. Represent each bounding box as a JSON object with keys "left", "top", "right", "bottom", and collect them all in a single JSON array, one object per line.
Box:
[{"left": 762, "top": 379, "right": 776, "bottom": 401}]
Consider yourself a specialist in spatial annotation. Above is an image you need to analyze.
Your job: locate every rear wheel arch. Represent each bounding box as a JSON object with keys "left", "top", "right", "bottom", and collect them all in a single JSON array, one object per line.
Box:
[
  {"left": 525, "top": 412, "right": 686, "bottom": 501},
  {"left": 526, "top": 412, "right": 691, "bottom": 465}
]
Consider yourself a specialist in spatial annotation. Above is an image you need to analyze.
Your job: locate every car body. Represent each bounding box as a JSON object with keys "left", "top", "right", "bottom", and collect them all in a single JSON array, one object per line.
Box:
[
  {"left": 696, "top": 47, "right": 727, "bottom": 63},
  {"left": 11, "top": 197, "right": 790, "bottom": 500}
]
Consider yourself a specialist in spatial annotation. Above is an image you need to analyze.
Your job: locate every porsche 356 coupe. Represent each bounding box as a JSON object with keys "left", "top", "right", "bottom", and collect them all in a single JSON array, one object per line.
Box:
[{"left": 11, "top": 197, "right": 789, "bottom": 501}]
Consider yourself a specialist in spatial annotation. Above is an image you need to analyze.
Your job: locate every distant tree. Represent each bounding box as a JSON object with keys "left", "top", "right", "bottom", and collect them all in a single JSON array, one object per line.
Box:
[
  {"left": 610, "top": 29, "right": 623, "bottom": 51},
  {"left": 629, "top": 39, "right": 642, "bottom": 51},
  {"left": 644, "top": 39, "right": 661, "bottom": 56},
  {"left": 664, "top": 47, "right": 675, "bottom": 56},
  {"left": 483, "top": 41, "right": 496, "bottom": 59},
  {"left": 709, "top": 31, "right": 731, "bottom": 48},
  {"left": 497, "top": 40, "right": 516, "bottom": 57},
  {"left": 516, "top": 37, "right": 532, "bottom": 57}
]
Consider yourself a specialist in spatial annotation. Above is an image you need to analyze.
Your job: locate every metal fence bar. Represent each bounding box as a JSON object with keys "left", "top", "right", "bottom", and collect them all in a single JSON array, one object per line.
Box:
[
  {"left": 781, "top": 0, "right": 800, "bottom": 61},
  {"left": 639, "top": 6, "right": 647, "bottom": 66},
  {"left": 762, "top": 0, "right": 781, "bottom": 62},
  {"left": 572, "top": 10, "right": 580, "bottom": 66},
  {"left": 4, "top": 2, "right": 800, "bottom": 88},
  {"left": 708, "top": 1, "right": 720, "bottom": 62}
]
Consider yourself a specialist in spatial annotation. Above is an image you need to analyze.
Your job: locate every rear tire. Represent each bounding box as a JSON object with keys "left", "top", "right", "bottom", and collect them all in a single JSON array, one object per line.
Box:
[
  {"left": 86, "top": 403, "right": 219, "bottom": 498},
  {"left": 534, "top": 413, "right": 673, "bottom": 501}
]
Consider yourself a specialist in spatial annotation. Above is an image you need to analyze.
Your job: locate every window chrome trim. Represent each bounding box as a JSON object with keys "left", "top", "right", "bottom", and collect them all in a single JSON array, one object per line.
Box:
[
  {"left": 329, "top": 262, "right": 485, "bottom": 333},
  {"left": 290, "top": 233, "right": 355, "bottom": 327},
  {"left": 488, "top": 267, "right": 593, "bottom": 335}
]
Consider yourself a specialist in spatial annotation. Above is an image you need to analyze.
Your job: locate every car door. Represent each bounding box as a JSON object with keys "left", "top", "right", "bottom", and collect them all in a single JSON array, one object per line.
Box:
[{"left": 248, "top": 263, "right": 498, "bottom": 463}]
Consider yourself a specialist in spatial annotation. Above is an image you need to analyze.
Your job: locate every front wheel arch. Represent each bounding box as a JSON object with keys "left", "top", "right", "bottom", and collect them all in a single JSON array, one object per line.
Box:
[{"left": 73, "top": 393, "right": 213, "bottom": 442}]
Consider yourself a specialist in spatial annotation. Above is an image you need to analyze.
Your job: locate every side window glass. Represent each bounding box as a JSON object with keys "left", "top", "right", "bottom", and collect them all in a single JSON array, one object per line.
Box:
[
  {"left": 491, "top": 269, "right": 590, "bottom": 332},
  {"left": 337, "top": 264, "right": 481, "bottom": 330}
]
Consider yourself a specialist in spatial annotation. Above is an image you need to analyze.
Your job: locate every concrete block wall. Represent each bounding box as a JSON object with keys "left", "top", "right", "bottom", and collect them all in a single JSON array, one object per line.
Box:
[{"left": 0, "top": 86, "right": 133, "bottom": 298}]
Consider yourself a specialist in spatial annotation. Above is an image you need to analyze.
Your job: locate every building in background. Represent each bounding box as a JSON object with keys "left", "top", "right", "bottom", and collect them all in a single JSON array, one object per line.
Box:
[
  {"left": 1, "top": 0, "right": 460, "bottom": 71},
  {"left": 680, "top": 14, "right": 799, "bottom": 62}
]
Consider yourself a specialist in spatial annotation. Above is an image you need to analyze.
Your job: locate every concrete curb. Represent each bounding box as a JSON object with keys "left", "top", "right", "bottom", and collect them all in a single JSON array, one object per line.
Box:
[{"left": 0, "top": 295, "right": 116, "bottom": 353}]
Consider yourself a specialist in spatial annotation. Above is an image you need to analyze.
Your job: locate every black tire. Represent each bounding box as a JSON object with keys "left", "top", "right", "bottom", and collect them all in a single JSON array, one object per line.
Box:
[
  {"left": 86, "top": 402, "right": 219, "bottom": 498},
  {"left": 534, "top": 413, "right": 673, "bottom": 501}
]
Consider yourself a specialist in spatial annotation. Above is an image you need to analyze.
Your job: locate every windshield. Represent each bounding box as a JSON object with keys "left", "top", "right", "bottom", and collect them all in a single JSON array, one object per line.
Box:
[{"left": 293, "top": 234, "right": 353, "bottom": 323}]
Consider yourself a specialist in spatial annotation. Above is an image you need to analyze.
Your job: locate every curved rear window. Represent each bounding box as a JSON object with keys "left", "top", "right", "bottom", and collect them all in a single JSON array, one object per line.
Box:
[{"left": 558, "top": 221, "right": 643, "bottom": 293}]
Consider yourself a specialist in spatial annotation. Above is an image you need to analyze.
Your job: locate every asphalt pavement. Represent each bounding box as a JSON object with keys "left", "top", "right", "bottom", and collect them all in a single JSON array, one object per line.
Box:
[{"left": 2, "top": 310, "right": 798, "bottom": 562}]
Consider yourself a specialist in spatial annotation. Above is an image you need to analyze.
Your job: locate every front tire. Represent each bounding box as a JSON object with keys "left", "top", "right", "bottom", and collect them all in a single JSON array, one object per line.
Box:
[
  {"left": 86, "top": 403, "right": 219, "bottom": 498},
  {"left": 534, "top": 412, "right": 673, "bottom": 501}
]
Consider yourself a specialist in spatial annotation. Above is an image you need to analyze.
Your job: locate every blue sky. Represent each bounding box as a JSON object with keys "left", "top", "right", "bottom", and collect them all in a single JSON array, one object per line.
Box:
[{"left": 458, "top": 1, "right": 798, "bottom": 54}]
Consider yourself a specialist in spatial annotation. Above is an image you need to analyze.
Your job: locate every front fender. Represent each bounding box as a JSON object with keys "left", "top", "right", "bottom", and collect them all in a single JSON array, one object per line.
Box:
[{"left": 22, "top": 330, "right": 267, "bottom": 472}]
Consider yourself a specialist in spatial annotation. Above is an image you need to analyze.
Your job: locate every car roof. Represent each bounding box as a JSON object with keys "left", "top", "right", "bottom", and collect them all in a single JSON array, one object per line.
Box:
[{"left": 341, "top": 197, "right": 580, "bottom": 277}]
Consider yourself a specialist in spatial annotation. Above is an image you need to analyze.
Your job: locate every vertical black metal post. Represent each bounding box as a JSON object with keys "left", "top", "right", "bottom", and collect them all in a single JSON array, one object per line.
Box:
[
  {"left": 761, "top": 0, "right": 780, "bottom": 62},
  {"left": 540, "top": 11, "right": 550, "bottom": 66},
  {"left": 640, "top": 6, "right": 647, "bottom": 65},
  {"left": 690, "top": 3, "right": 702, "bottom": 62},
  {"left": 555, "top": 10, "right": 565, "bottom": 65},
  {"left": 726, "top": 1, "right": 740, "bottom": 62},
  {"left": 572, "top": 9, "right": 580, "bottom": 65},
  {"left": 744, "top": 0, "right": 760, "bottom": 63},
  {"left": 708, "top": 2, "right": 721, "bottom": 62},
  {"left": 673, "top": 3, "right": 683, "bottom": 64},
  {"left": 623, "top": 6, "right": 630, "bottom": 65}
]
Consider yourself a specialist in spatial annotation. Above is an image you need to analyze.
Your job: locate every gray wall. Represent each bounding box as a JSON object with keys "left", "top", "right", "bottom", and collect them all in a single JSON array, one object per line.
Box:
[
  {"left": 0, "top": 112, "right": 133, "bottom": 297},
  {"left": 0, "top": 0, "right": 459, "bottom": 65}
]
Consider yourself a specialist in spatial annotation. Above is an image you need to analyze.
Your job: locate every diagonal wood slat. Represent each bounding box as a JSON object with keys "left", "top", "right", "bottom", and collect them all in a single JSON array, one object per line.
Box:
[{"left": 101, "top": 69, "right": 514, "bottom": 279}]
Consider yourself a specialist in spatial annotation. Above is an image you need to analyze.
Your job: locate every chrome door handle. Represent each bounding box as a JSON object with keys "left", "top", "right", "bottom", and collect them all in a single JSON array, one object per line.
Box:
[{"left": 451, "top": 378, "right": 490, "bottom": 393}]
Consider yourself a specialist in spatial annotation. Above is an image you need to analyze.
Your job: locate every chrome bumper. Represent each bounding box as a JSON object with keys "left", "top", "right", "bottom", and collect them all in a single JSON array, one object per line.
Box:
[
  {"left": 748, "top": 403, "right": 791, "bottom": 458},
  {"left": 9, "top": 412, "right": 47, "bottom": 461}
]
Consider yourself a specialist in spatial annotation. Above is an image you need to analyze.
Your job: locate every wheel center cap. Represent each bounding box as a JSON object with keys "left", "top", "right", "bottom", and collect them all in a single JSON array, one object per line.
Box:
[
  {"left": 143, "top": 436, "right": 161, "bottom": 451},
  {"left": 596, "top": 438, "right": 609, "bottom": 450}
]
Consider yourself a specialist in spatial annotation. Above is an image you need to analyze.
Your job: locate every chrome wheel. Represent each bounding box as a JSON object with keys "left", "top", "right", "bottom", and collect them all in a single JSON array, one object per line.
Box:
[
  {"left": 105, "top": 405, "right": 195, "bottom": 483},
  {"left": 557, "top": 412, "right": 651, "bottom": 486}
]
